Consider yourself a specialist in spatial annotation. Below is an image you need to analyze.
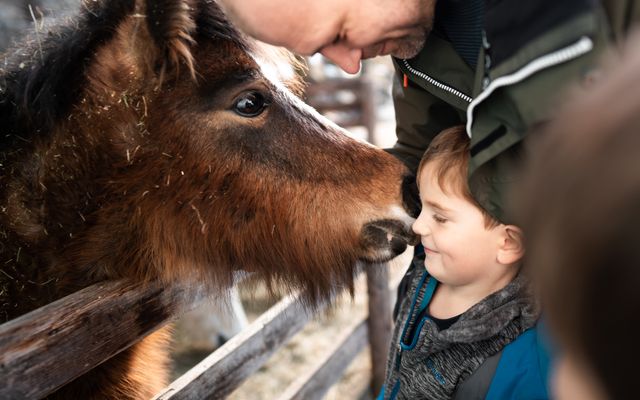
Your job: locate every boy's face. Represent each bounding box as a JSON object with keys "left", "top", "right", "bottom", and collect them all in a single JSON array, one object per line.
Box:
[{"left": 412, "top": 162, "right": 504, "bottom": 286}]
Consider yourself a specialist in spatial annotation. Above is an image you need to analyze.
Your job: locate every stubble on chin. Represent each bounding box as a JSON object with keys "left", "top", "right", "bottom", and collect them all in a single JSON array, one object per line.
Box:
[{"left": 391, "top": 26, "right": 431, "bottom": 59}]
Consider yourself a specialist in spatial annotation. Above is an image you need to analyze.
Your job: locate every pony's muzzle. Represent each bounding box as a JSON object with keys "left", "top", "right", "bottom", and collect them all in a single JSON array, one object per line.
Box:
[{"left": 360, "top": 219, "right": 419, "bottom": 263}]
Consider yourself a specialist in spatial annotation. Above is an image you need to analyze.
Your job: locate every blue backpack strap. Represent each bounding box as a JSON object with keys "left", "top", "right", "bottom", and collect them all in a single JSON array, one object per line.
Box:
[{"left": 485, "top": 324, "right": 553, "bottom": 400}]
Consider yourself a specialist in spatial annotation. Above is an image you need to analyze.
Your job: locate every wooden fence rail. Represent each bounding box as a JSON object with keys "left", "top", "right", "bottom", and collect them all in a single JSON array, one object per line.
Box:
[
  {"left": 277, "top": 315, "right": 369, "bottom": 400},
  {"left": 0, "top": 280, "right": 206, "bottom": 399},
  {"left": 154, "top": 291, "right": 325, "bottom": 399},
  {"left": 0, "top": 264, "right": 397, "bottom": 399}
]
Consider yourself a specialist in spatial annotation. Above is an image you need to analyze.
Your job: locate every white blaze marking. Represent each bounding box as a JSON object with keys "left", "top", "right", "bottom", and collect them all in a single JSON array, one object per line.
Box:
[
  {"left": 250, "top": 43, "right": 374, "bottom": 146},
  {"left": 388, "top": 205, "right": 416, "bottom": 228}
]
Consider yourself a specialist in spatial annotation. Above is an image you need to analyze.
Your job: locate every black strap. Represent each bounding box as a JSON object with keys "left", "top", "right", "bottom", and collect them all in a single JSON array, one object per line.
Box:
[{"left": 452, "top": 349, "right": 503, "bottom": 400}]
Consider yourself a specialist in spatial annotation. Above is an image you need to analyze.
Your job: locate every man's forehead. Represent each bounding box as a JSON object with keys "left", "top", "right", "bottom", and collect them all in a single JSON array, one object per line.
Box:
[
  {"left": 222, "top": 0, "right": 343, "bottom": 50},
  {"left": 223, "top": 0, "right": 342, "bottom": 25}
]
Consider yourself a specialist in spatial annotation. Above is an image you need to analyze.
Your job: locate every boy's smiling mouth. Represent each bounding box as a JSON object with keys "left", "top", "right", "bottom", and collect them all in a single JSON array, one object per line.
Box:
[{"left": 424, "top": 245, "right": 439, "bottom": 254}]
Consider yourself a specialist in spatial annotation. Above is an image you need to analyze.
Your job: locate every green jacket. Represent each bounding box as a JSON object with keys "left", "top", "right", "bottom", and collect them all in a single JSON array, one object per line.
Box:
[{"left": 387, "top": 0, "right": 640, "bottom": 222}]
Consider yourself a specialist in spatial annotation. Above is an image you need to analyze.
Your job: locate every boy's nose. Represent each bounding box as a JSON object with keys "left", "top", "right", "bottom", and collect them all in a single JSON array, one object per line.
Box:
[
  {"left": 412, "top": 214, "right": 430, "bottom": 237},
  {"left": 320, "top": 45, "right": 362, "bottom": 74}
]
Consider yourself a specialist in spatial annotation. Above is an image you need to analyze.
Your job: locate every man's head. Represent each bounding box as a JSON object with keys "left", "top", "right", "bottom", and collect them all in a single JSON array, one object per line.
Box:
[
  {"left": 412, "top": 126, "right": 524, "bottom": 288},
  {"left": 219, "top": 0, "right": 435, "bottom": 74}
]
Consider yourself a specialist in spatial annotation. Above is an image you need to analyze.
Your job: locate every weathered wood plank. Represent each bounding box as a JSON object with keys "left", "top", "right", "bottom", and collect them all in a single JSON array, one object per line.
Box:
[
  {"left": 306, "top": 98, "right": 364, "bottom": 112},
  {"left": 276, "top": 315, "right": 368, "bottom": 400},
  {"left": 153, "top": 261, "right": 403, "bottom": 400},
  {"left": 305, "top": 77, "right": 363, "bottom": 95},
  {"left": 153, "top": 291, "right": 325, "bottom": 400},
  {"left": 305, "top": 76, "right": 374, "bottom": 142},
  {"left": 0, "top": 279, "right": 206, "bottom": 399},
  {"left": 325, "top": 114, "right": 366, "bottom": 130},
  {"left": 360, "top": 76, "right": 377, "bottom": 143},
  {"left": 366, "top": 263, "right": 393, "bottom": 394}
]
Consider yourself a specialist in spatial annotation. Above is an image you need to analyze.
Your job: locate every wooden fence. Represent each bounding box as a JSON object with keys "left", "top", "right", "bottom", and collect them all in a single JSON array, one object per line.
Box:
[{"left": 0, "top": 264, "right": 399, "bottom": 399}]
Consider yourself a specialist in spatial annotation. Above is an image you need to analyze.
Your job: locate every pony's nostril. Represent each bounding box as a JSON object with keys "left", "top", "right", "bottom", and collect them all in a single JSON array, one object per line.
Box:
[
  {"left": 401, "top": 174, "right": 421, "bottom": 218},
  {"left": 360, "top": 219, "right": 419, "bottom": 261}
]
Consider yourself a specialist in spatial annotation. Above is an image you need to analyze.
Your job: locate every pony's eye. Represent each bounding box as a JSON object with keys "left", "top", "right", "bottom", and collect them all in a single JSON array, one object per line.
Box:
[{"left": 233, "top": 92, "right": 268, "bottom": 117}]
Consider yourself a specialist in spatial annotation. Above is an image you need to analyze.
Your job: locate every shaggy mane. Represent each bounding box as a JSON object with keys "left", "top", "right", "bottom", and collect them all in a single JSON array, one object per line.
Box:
[
  {"left": 0, "top": 0, "right": 247, "bottom": 150},
  {"left": 0, "top": 0, "right": 135, "bottom": 148}
]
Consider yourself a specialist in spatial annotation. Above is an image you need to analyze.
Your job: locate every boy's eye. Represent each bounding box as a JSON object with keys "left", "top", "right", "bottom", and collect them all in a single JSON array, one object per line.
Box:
[{"left": 433, "top": 214, "right": 447, "bottom": 223}]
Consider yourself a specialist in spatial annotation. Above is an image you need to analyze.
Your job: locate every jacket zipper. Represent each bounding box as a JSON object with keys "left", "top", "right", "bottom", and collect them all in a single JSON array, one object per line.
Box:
[
  {"left": 401, "top": 59, "right": 473, "bottom": 103},
  {"left": 465, "top": 36, "right": 594, "bottom": 136}
]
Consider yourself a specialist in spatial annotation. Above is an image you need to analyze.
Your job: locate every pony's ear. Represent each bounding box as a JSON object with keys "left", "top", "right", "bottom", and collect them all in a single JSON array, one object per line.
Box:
[{"left": 145, "top": 0, "right": 197, "bottom": 81}]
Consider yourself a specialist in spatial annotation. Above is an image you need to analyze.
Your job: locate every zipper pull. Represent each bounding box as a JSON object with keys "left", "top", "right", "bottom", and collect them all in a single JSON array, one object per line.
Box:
[
  {"left": 481, "top": 30, "right": 492, "bottom": 90},
  {"left": 394, "top": 343, "right": 403, "bottom": 370},
  {"left": 403, "top": 73, "right": 408, "bottom": 88},
  {"left": 482, "top": 30, "right": 491, "bottom": 51}
]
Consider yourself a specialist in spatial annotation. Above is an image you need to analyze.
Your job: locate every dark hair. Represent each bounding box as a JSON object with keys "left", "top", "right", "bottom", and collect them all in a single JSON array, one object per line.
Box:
[
  {"left": 516, "top": 33, "right": 640, "bottom": 400},
  {"left": 418, "top": 125, "right": 500, "bottom": 228}
]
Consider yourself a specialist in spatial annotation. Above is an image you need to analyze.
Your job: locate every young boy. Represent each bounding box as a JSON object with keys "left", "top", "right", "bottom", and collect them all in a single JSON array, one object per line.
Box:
[{"left": 378, "top": 126, "right": 550, "bottom": 400}]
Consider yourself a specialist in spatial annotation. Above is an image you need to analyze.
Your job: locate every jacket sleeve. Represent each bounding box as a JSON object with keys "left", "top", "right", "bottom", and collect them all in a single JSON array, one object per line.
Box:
[{"left": 385, "top": 66, "right": 464, "bottom": 174}]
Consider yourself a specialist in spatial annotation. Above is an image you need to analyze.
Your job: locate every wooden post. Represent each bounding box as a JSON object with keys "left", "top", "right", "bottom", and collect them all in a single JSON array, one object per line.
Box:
[
  {"left": 361, "top": 61, "right": 389, "bottom": 395},
  {"left": 360, "top": 77, "right": 377, "bottom": 145},
  {"left": 366, "top": 263, "right": 392, "bottom": 395}
]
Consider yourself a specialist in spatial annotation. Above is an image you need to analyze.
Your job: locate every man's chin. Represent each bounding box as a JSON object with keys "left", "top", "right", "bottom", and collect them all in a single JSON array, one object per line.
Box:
[
  {"left": 390, "top": 31, "right": 430, "bottom": 59},
  {"left": 391, "top": 42, "right": 425, "bottom": 59}
]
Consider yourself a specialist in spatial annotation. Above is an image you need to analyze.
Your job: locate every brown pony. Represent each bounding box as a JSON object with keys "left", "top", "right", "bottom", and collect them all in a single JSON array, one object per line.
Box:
[{"left": 0, "top": 0, "right": 418, "bottom": 397}]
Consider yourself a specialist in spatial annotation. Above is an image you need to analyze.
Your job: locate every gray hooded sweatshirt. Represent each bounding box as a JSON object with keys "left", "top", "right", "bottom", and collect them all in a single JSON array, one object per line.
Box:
[{"left": 381, "top": 263, "right": 539, "bottom": 400}]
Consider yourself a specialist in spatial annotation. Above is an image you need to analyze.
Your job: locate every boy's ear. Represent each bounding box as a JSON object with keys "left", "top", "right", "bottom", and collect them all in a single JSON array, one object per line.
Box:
[{"left": 496, "top": 225, "right": 525, "bottom": 265}]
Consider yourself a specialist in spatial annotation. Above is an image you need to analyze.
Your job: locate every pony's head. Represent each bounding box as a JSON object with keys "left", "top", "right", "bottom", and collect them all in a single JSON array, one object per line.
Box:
[{"left": 0, "top": 0, "right": 419, "bottom": 304}]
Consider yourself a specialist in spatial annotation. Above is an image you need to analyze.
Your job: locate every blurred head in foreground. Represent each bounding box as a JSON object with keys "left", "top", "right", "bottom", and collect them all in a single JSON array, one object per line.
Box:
[{"left": 516, "top": 33, "right": 640, "bottom": 400}]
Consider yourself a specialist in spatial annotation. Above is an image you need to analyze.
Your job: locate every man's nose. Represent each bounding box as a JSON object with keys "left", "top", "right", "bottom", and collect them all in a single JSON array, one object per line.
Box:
[{"left": 320, "top": 45, "right": 363, "bottom": 74}]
